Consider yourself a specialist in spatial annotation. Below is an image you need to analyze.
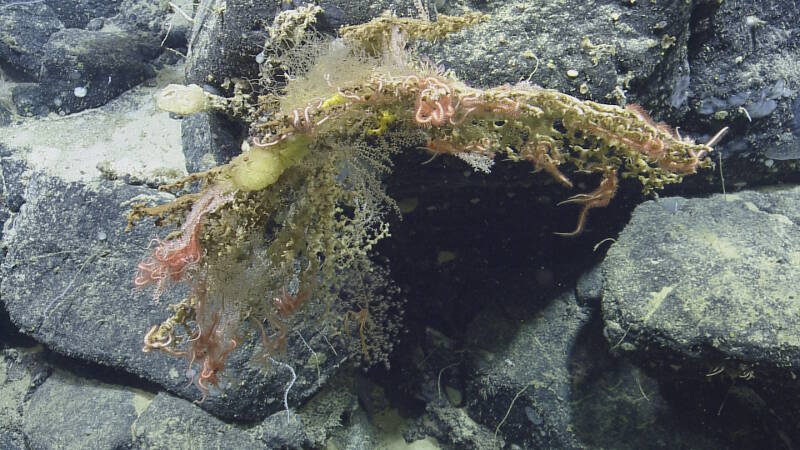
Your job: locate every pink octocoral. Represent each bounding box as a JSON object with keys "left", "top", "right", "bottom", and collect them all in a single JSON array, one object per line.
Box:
[{"left": 134, "top": 185, "right": 234, "bottom": 301}]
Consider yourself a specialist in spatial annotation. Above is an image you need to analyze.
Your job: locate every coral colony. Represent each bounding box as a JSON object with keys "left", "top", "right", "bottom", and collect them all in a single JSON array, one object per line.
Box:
[{"left": 127, "top": 9, "right": 727, "bottom": 403}]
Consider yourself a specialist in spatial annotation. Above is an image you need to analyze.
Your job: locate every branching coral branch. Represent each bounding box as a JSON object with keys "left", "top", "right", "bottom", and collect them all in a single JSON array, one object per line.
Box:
[
  {"left": 129, "top": 11, "right": 729, "bottom": 407},
  {"left": 287, "top": 68, "right": 722, "bottom": 234}
]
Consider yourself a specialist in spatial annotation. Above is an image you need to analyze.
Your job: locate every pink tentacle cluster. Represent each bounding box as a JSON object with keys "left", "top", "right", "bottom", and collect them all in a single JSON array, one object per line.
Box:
[
  {"left": 408, "top": 76, "right": 522, "bottom": 128},
  {"left": 414, "top": 76, "right": 457, "bottom": 126},
  {"left": 251, "top": 98, "right": 330, "bottom": 148},
  {"left": 134, "top": 185, "right": 234, "bottom": 301}
]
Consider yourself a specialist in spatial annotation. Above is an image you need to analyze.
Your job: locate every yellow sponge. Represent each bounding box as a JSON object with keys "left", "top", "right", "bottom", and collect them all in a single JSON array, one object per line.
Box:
[
  {"left": 229, "top": 136, "right": 310, "bottom": 192},
  {"left": 230, "top": 148, "right": 284, "bottom": 191}
]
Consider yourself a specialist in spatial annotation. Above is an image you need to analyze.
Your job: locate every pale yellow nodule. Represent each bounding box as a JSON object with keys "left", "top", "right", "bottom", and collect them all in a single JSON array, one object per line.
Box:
[{"left": 155, "top": 84, "right": 209, "bottom": 115}]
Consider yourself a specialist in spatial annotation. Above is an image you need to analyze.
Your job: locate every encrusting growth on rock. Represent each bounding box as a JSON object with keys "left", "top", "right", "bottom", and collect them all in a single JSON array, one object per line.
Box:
[{"left": 128, "top": 8, "right": 727, "bottom": 402}]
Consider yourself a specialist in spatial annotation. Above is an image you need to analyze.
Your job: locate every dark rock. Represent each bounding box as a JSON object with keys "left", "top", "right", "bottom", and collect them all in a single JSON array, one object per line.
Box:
[
  {"left": 792, "top": 96, "right": 800, "bottom": 139},
  {"left": 0, "top": 172, "right": 352, "bottom": 421},
  {"left": 687, "top": 0, "right": 800, "bottom": 180},
  {"left": 0, "top": 173, "right": 191, "bottom": 399},
  {"left": 575, "top": 264, "right": 603, "bottom": 306},
  {"left": 602, "top": 187, "right": 800, "bottom": 443},
  {"left": 463, "top": 293, "right": 591, "bottom": 448},
  {"left": 22, "top": 370, "right": 138, "bottom": 450},
  {"left": 181, "top": 111, "right": 245, "bottom": 173},
  {"left": 602, "top": 189, "right": 800, "bottom": 369},
  {"left": 0, "top": 1, "right": 179, "bottom": 117},
  {"left": 406, "top": 400, "right": 495, "bottom": 449},
  {"left": 160, "top": 22, "right": 190, "bottom": 53},
  {"left": 0, "top": 429, "right": 24, "bottom": 450},
  {"left": 325, "top": 408, "right": 379, "bottom": 448},
  {"left": 315, "top": 1, "right": 350, "bottom": 31},
  {"left": 180, "top": 0, "right": 282, "bottom": 170},
  {"left": 132, "top": 392, "right": 265, "bottom": 448},
  {"left": 32, "top": 29, "right": 159, "bottom": 115},
  {"left": 258, "top": 410, "right": 312, "bottom": 449},
  {"left": 44, "top": 0, "right": 123, "bottom": 29},
  {"left": 0, "top": 348, "right": 51, "bottom": 450},
  {"left": 186, "top": 0, "right": 279, "bottom": 87},
  {"left": 9, "top": 83, "right": 48, "bottom": 116},
  {"left": 0, "top": 103, "right": 11, "bottom": 126},
  {"left": 0, "top": 151, "right": 37, "bottom": 368},
  {"left": 462, "top": 291, "right": 730, "bottom": 448},
  {"left": 0, "top": 146, "right": 27, "bottom": 252},
  {"left": 569, "top": 347, "right": 725, "bottom": 449},
  {"left": 295, "top": 374, "right": 359, "bottom": 447},
  {"left": 318, "top": 0, "right": 416, "bottom": 30},
  {"left": 0, "top": 2, "right": 63, "bottom": 77},
  {"left": 114, "top": 0, "right": 177, "bottom": 38},
  {"left": 420, "top": 0, "right": 692, "bottom": 111}
]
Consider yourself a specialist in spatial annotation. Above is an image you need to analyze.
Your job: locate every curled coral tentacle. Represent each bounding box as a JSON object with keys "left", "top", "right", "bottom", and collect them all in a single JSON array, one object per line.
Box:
[
  {"left": 186, "top": 309, "right": 239, "bottom": 403},
  {"left": 555, "top": 170, "right": 618, "bottom": 237}
]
